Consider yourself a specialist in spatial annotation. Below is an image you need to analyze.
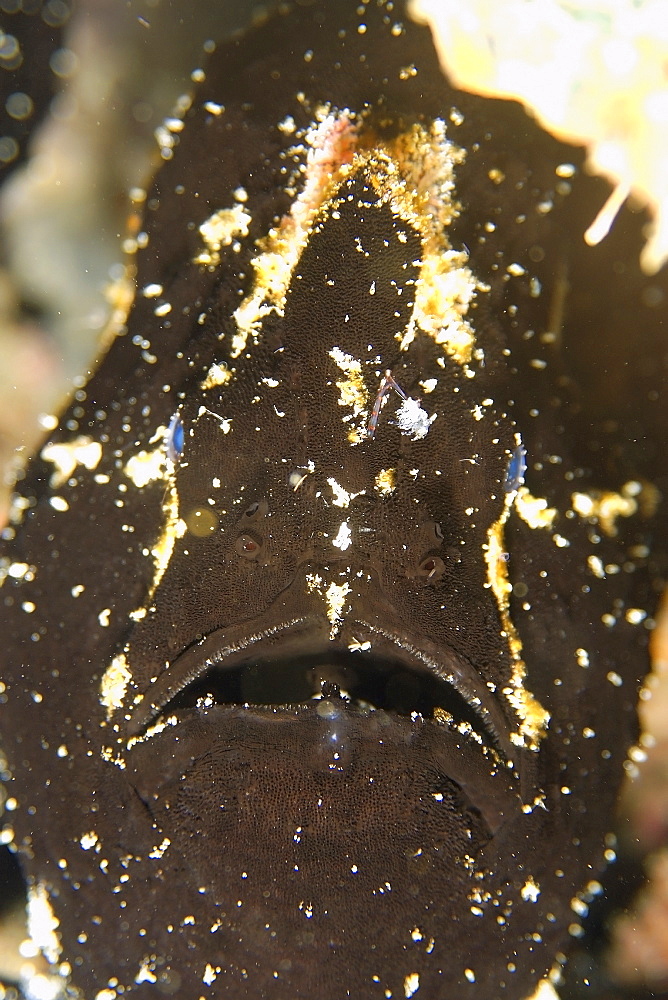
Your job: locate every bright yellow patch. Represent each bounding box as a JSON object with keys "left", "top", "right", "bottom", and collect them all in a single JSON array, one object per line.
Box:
[
  {"left": 195, "top": 204, "right": 251, "bottom": 267},
  {"left": 571, "top": 486, "right": 639, "bottom": 537},
  {"left": 523, "top": 979, "right": 561, "bottom": 1000},
  {"left": 200, "top": 362, "right": 233, "bottom": 390},
  {"left": 40, "top": 437, "right": 102, "bottom": 488},
  {"left": 123, "top": 446, "right": 166, "bottom": 489},
  {"left": 483, "top": 497, "right": 550, "bottom": 750},
  {"left": 149, "top": 482, "right": 186, "bottom": 596},
  {"left": 515, "top": 488, "right": 557, "bottom": 530},
  {"left": 100, "top": 653, "right": 132, "bottom": 715},
  {"left": 375, "top": 468, "right": 397, "bottom": 495},
  {"left": 329, "top": 348, "right": 368, "bottom": 418},
  {"left": 230, "top": 111, "right": 486, "bottom": 370}
]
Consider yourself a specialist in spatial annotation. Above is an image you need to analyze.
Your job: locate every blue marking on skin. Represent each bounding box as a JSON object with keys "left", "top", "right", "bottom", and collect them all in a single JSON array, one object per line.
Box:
[
  {"left": 166, "top": 412, "right": 184, "bottom": 464},
  {"left": 504, "top": 442, "right": 527, "bottom": 493}
]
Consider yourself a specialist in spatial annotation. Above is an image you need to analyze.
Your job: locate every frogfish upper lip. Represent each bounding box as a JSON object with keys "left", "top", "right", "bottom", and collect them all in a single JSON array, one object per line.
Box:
[{"left": 125, "top": 610, "right": 516, "bottom": 764}]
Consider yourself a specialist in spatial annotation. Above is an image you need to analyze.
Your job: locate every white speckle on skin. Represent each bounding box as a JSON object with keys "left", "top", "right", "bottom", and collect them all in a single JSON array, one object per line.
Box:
[
  {"left": 404, "top": 972, "right": 420, "bottom": 997},
  {"left": 40, "top": 437, "right": 102, "bottom": 488},
  {"left": 305, "top": 573, "right": 352, "bottom": 637},
  {"left": 520, "top": 877, "right": 541, "bottom": 902},
  {"left": 49, "top": 496, "right": 69, "bottom": 512},
  {"left": 394, "top": 397, "right": 436, "bottom": 440},
  {"left": 195, "top": 203, "right": 251, "bottom": 268},
  {"left": 135, "top": 957, "right": 157, "bottom": 984},
  {"left": 98, "top": 608, "right": 111, "bottom": 627},
  {"left": 201, "top": 362, "right": 232, "bottom": 390},
  {"left": 123, "top": 444, "right": 166, "bottom": 489},
  {"left": 27, "top": 883, "right": 61, "bottom": 965},
  {"left": 80, "top": 831, "right": 99, "bottom": 851},
  {"left": 332, "top": 521, "right": 352, "bottom": 551},
  {"left": 148, "top": 837, "right": 171, "bottom": 859},
  {"left": 203, "top": 963, "right": 221, "bottom": 985},
  {"left": 289, "top": 464, "right": 314, "bottom": 491},
  {"left": 327, "top": 477, "right": 364, "bottom": 508}
]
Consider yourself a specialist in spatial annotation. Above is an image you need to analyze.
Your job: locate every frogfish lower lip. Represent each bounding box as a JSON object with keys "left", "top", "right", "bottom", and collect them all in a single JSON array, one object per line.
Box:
[
  {"left": 126, "top": 613, "right": 515, "bottom": 764},
  {"left": 128, "top": 699, "right": 519, "bottom": 839}
]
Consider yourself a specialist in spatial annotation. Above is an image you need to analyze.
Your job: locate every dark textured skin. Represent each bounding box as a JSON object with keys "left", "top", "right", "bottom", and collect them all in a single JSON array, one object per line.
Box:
[{"left": 0, "top": 2, "right": 661, "bottom": 998}]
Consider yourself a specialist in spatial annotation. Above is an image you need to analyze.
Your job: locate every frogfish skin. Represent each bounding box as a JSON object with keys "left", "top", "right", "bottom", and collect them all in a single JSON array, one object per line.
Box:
[{"left": 0, "top": 2, "right": 661, "bottom": 998}]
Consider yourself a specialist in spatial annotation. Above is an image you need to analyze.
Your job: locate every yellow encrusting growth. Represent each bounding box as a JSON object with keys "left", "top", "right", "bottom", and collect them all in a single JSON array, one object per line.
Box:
[
  {"left": 515, "top": 488, "right": 557, "bottom": 530},
  {"left": 412, "top": 248, "right": 478, "bottom": 363},
  {"left": 571, "top": 486, "right": 640, "bottom": 537},
  {"left": 200, "top": 362, "right": 233, "bottom": 390},
  {"left": 40, "top": 437, "right": 103, "bottom": 488},
  {"left": 483, "top": 496, "right": 550, "bottom": 750},
  {"left": 381, "top": 120, "right": 487, "bottom": 367},
  {"left": 123, "top": 445, "right": 166, "bottom": 489},
  {"left": 230, "top": 110, "right": 486, "bottom": 370},
  {"left": 195, "top": 203, "right": 251, "bottom": 267},
  {"left": 325, "top": 581, "right": 352, "bottom": 636},
  {"left": 231, "top": 108, "right": 358, "bottom": 357},
  {"left": 328, "top": 347, "right": 369, "bottom": 441},
  {"left": 375, "top": 468, "right": 397, "bottom": 495},
  {"left": 305, "top": 572, "right": 352, "bottom": 638},
  {"left": 149, "top": 481, "right": 187, "bottom": 597},
  {"left": 100, "top": 652, "right": 132, "bottom": 715}
]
